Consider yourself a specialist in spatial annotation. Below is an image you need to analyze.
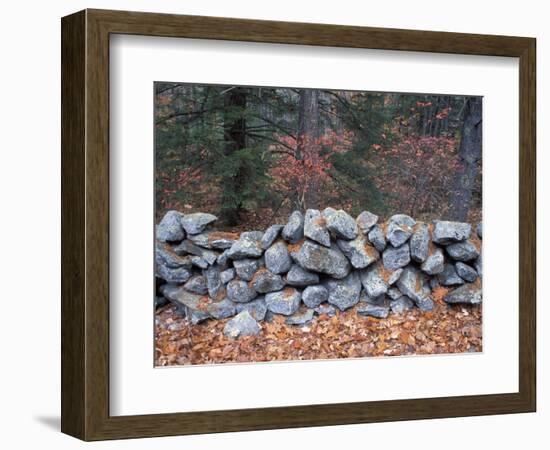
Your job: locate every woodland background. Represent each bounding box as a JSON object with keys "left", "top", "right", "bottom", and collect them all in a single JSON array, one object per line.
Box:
[{"left": 155, "top": 84, "right": 482, "bottom": 227}]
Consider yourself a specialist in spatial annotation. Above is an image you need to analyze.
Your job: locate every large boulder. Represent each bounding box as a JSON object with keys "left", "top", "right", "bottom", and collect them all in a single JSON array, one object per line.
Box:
[
  {"left": 180, "top": 212, "right": 217, "bottom": 235},
  {"left": 444, "top": 282, "right": 482, "bottom": 305},
  {"left": 174, "top": 240, "right": 218, "bottom": 265},
  {"left": 226, "top": 234, "right": 263, "bottom": 260},
  {"left": 226, "top": 279, "right": 257, "bottom": 303},
  {"left": 302, "top": 285, "right": 329, "bottom": 308},
  {"left": 304, "top": 209, "right": 331, "bottom": 247},
  {"left": 324, "top": 208, "right": 358, "bottom": 240},
  {"left": 285, "top": 264, "right": 320, "bottom": 286},
  {"left": 396, "top": 266, "right": 434, "bottom": 311},
  {"left": 455, "top": 262, "right": 478, "bottom": 282},
  {"left": 223, "top": 311, "right": 261, "bottom": 338},
  {"left": 409, "top": 222, "right": 430, "bottom": 263},
  {"left": 336, "top": 234, "right": 379, "bottom": 269},
  {"left": 446, "top": 241, "right": 480, "bottom": 262},
  {"left": 292, "top": 241, "right": 351, "bottom": 279},
  {"left": 432, "top": 220, "right": 471, "bottom": 245},
  {"left": 356, "top": 210, "right": 378, "bottom": 234},
  {"left": 265, "top": 240, "right": 292, "bottom": 274},
  {"left": 251, "top": 268, "right": 285, "bottom": 293},
  {"left": 324, "top": 271, "right": 362, "bottom": 311},
  {"left": 161, "top": 286, "right": 212, "bottom": 320},
  {"left": 282, "top": 210, "right": 305, "bottom": 243},
  {"left": 233, "top": 258, "right": 261, "bottom": 281},
  {"left": 367, "top": 224, "right": 387, "bottom": 252},
  {"left": 156, "top": 210, "right": 185, "bottom": 242},
  {"left": 420, "top": 247, "right": 445, "bottom": 275},
  {"left": 235, "top": 297, "right": 268, "bottom": 321},
  {"left": 386, "top": 214, "right": 416, "bottom": 247},
  {"left": 260, "top": 224, "right": 283, "bottom": 249},
  {"left": 382, "top": 244, "right": 411, "bottom": 270},
  {"left": 265, "top": 288, "right": 302, "bottom": 316}
]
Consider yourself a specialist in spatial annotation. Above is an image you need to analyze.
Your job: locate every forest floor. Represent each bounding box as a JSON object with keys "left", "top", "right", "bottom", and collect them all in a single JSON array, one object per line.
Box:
[{"left": 155, "top": 287, "right": 482, "bottom": 366}]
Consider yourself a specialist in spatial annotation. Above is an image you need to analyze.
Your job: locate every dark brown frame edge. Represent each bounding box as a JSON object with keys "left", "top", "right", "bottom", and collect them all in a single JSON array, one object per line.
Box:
[{"left": 61, "top": 8, "right": 536, "bottom": 441}]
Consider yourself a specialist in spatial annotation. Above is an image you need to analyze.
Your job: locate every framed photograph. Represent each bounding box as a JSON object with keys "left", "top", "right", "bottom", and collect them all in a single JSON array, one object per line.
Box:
[{"left": 61, "top": 9, "right": 536, "bottom": 441}]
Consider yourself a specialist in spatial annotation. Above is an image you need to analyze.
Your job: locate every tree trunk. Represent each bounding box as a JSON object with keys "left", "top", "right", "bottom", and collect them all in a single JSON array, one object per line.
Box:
[
  {"left": 449, "top": 97, "right": 482, "bottom": 222},
  {"left": 296, "top": 89, "right": 320, "bottom": 209},
  {"left": 221, "top": 87, "right": 247, "bottom": 225}
]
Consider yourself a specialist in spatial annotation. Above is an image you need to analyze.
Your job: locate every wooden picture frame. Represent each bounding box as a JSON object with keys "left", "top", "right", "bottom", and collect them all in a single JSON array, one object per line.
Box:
[{"left": 61, "top": 9, "right": 536, "bottom": 441}]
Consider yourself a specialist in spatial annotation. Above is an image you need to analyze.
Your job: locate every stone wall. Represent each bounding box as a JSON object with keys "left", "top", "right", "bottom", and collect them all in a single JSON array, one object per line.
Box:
[{"left": 155, "top": 209, "right": 482, "bottom": 339}]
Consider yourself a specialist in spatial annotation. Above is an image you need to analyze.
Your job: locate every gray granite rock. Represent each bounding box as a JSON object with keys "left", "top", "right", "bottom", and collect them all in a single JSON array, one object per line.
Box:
[
  {"left": 302, "top": 285, "right": 329, "bottom": 308},
  {"left": 324, "top": 208, "right": 358, "bottom": 240},
  {"left": 359, "top": 290, "right": 387, "bottom": 306},
  {"left": 251, "top": 269, "right": 285, "bottom": 293},
  {"left": 444, "top": 282, "right": 482, "bottom": 305},
  {"left": 260, "top": 224, "right": 284, "bottom": 250},
  {"left": 285, "top": 264, "right": 320, "bottom": 286},
  {"left": 265, "top": 240, "right": 292, "bottom": 274},
  {"left": 432, "top": 220, "right": 471, "bottom": 245},
  {"left": 235, "top": 297, "right": 268, "bottom": 321},
  {"left": 396, "top": 266, "right": 434, "bottom": 311},
  {"left": 183, "top": 275, "right": 208, "bottom": 295},
  {"left": 156, "top": 210, "right": 185, "bottom": 242},
  {"left": 265, "top": 288, "right": 302, "bottom": 316},
  {"left": 155, "top": 264, "right": 192, "bottom": 284},
  {"left": 437, "top": 263, "right": 465, "bottom": 286},
  {"left": 160, "top": 286, "right": 211, "bottom": 320},
  {"left": 324, "top": 271, "right": 362, "bottom": 311},
  {"left": 446, "top": 240, "right": 480, "bottom": 262},
  {"left": 180, "top": 212, "right": 217, "bottom": 235},
  {"left": 155, "top": 242, "right": 192, "bottom": 269},
  {"left": 187, "top": 308, "right": 211, "bottom": 324},
  {"left": 367, "top": 224, "right": 387, "bottom": 252},
  {"left": 155, "top": 295, "right": 169, "bottom": 309},
  {"left": 223, "top": 311, "right": 261, "bottom": 338},
  {"left": 336, "top": 234, "right": 379, "bottom": 269},
  {"left": 455, "top": 262, "right": 478, "bottom": 282},
  {"left": 233, "top": 258, "right": 261, "bottom": 281},
  {"left": 304, "top": 209, "right": 331, "bottom": 247},
  {"left": 190, "top": 256, "right": 209, "bottom": 269},
  {"left": 390, "top": 296, "right": 415, "bottom": 314},
  {"left": 356, "top": 211, "right": 379, "bottom": 234},
  {"left": 282, "top": 210, "right": 305, "bottom": 243},
  {"left": 387, "top": 287, "right": 403, "bottom": 300},
  {"left": 173, "top": 240, "right": 218, "bottom": 265},
  {"left": 360, "top": 262, "right": 402, "bottom": 297},
  {"left": 410, "top": 222, "right": 430, "bottom": 263},
  {"left": 382, "top": 244, "right": 411, "bottom": 270},
  {"left": 386, "top": 214, "right": 416, "bottom": 247},
  {"left": 292, "top": 241, "right": 351, "bottom": 279},
  {"left": 207, "top": 298, "right": 237, "bottom": 319},
  {"left": 205, "top": 265, "right": 224, "bottom": 300},
  {"left": 420, "top": 247, "right": 445, "bottom": 275},
  {"left": 314, "top": 303, "right": 338, "bottom": 317},
  {"left": 226, "top": 234, "right": 263, "bottom": 260},
  {"left": 241, "top": 230, "right": 265, "bottom": 241},
  {"left": 476, "top": 222, "right": 483, "bottom": 239},
  {"left": 356, "top": 303, "right": 389, "bottom": 319},
  {"left": 286, "top": 308, "right": 315, "bottom": 325},
  {"left": 226, "top": 279, "right": 257, "bottom": 303},
  {"left": 220, "top": 268, "right": 236, "bottom": 284},
  {"left": 188, "top": 231, "right": 239, "bottom": 250}
]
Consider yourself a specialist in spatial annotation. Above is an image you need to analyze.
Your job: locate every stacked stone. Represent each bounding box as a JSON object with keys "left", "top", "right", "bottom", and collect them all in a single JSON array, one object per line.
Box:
[{"left": 155, "top": 209, "right": 482, "bottom": 338}]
